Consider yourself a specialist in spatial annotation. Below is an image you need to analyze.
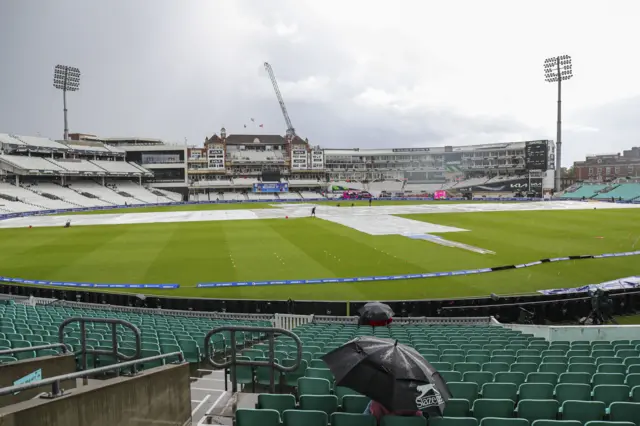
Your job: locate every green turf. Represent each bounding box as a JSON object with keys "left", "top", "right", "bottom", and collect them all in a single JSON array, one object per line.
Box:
[{"left": 1, "top": 206, "right": 639, "bottom": 301}]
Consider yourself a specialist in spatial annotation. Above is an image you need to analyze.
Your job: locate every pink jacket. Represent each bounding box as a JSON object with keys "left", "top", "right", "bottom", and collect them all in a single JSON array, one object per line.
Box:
[{"left": 366, "top": 400, "right": 423, "bottom": 424}]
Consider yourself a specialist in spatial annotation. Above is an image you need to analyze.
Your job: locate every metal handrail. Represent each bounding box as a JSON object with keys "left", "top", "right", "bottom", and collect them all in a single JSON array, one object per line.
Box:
[
  {"left": 0, "top": 351, "right": 184, "bottom": 398},
  {"left": 0, "top": 343, "right": 69, "bottom": 357},
  {"left": 58, "top": 317, "right": 141, "bottom": 383},
  {"left": 203, "top": 325, "right": 302, "bottom": 394}
]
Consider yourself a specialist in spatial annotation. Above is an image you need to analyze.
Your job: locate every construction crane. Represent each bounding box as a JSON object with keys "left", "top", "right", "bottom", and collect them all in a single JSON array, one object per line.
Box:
[{"left": 264, "top": 62, "right": 296, "bottom": 138}]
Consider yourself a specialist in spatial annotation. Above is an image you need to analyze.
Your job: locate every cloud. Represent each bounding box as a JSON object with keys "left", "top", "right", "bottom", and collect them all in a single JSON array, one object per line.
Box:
[{"left": 0, "top": 0, "right": 639, "bottom": 166}]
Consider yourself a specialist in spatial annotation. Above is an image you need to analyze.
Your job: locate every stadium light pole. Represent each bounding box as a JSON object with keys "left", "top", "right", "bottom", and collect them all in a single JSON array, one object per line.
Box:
[
  {"left": 544, "top": 55, "right": 573, "bottom": 192},
  {"left": 53, "top": 65, "right": 81, "bottom": 141}
]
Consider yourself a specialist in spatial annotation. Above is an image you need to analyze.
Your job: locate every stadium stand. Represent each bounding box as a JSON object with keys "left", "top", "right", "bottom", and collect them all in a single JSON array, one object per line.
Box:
[
  {"left": 278, "top": 192, "right": 303, "bottom": 200},
  {"left": 593, "top": 184, "right": 640, "bottom": 201},
  {"left": 48, "top": 158, "right": 108, "bottom": 174},
  {"left": 560, "top": 184, "right": 609, "bottom": 199},
  {"left": 30, "top": 182, "right": 113, "bottom": 207},
  {"left": 300, "top": 191, "right": 323, "bottom": 200},
  {"left": 110, "top": 180, "right": 175, "bottom": 203},
  {"left": 67, "top": 181, "right": 138, "bottom": 205},
  {"left": 91, "top": 160, "right": 150, "bottom": 175},
  {"left": 223, "top": 192, "right": 247, "bottom": 201},
  {"left": 0, "top": 155, "right": 67, "bottom": 173},
  {"left": 11, "top": 135, "right": 69, "bottom": 151},
  {"left": 0, "top": 182, "right": 75, "bottom": 209}
]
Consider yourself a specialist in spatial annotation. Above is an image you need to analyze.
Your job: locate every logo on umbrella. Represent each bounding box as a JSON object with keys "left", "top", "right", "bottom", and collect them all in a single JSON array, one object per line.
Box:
[{"left": 415, "top": 384, "right": 444, "bottom": 410}]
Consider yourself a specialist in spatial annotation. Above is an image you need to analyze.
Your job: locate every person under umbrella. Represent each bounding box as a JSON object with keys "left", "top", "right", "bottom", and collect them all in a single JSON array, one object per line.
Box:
[
  {"left": 358, "top": 302, "right": 394, "bottom": 327},
  {"left": 322, "top": 336, "right": 451, "bottom": 417}
]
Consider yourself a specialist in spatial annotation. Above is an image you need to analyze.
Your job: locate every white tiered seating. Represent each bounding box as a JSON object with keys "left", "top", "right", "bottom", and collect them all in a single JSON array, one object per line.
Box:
[
  {"left": 34, "top": 183, "right": 111, "bottom": 207},
  {"left": 0, "top": 183, "right": 74, "bottom": 209},
  {"left": 331, "top": 181, "right": 364, "bottom": 190},
  {"left": 192, "top": 179, "right": 232, "bottom": 186},
  {"left": 451, "top": 177, "right": 490, "bottom": 188},
  {"left": 0, "top": 155, "right": 66, "bottom": 173},
  {"left": 369, "top": 181, "right": 404, "bottom": 192},
  {"left": 0, "top": 199, "right": 42, "bottom": 212},
  {"left": 247, "top": 193, "right": 274, "bottom": 200},
  {"left": 404, "top": 183, "right": 446, "bottom": 192},
  {"left": 230, "top": 151, "right": 284, "bottom": 162},
  {"left": 68, "top": 181, "right": 131, "bottom": 205},
  {"left": 112, "top": 181, "right": 173, "bottom": 203},
  {"left": 300, "top": 191, "right": 322, "bottom": 199},
  {"left": 0, "top": 134, "right": 27, "bottom": 147},
  {"left": 150, "top": 188, "right": 182, "bottom": 202},
  {"left": 48, "top": 159, "right": 106, "bottom": 173},
  {"left": 288, "top": 179, "right": 321, "bottom": 186},
  {"left": 278, "top": 192, "right": 302, "bottom": 200},
  {"left": 222, "top": 192, "right": 246, "bottom": 201},
  {"left": 12, "top": 135, "right": 68, "bottom": 150},
  {"left": 91, "top": 160, "right": 148, "bottom": 174}
]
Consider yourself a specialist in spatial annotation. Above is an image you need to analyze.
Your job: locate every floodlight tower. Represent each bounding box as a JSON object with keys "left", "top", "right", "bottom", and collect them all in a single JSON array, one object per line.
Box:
[
  {"left": 544, "top": 55, "right": 573, "bottom": 192},
  {"left": 53, "top": 65, "right": 81, "bottom": 141}
]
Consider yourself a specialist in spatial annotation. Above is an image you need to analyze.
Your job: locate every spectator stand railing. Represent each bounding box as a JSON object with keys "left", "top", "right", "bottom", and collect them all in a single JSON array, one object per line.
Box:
[
  {"left": 58, "top": 317, "right": 142, "bottom": 384},
  {"left": 0, "top": 351, "right": 184, "bottom": 399},
  {"left": 204, "top": 325, "right": 302, "bottom": 394}
]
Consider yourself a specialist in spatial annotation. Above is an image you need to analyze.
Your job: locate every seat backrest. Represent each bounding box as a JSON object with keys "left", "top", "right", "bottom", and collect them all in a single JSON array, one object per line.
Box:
[
  {"left": 283, "top": 409, "right": 328, "bottom": 426},
  {"left": 561, "top": 401, "right": 605, "bottom": 424},
  {"left": 592, "top": 385, "right": 631, "bottom": 407},
  {"left": 236, "top": 409, "right": 280, "bottom": 426},
  {"left": 257, "top": 394, "right": 296, "bottom": 415},
  {"left": 608, "top": 402, "right": 640, "bottom": 425},
  {"left": 431, "top": 417, "right": 478, "bottom": 426},
  {"left": 343, "top": 395, "right": 371, "bottom": 414},
  {"left": 519, "top": 383, "right": 554, "bottom": 400},
  {"left": 448, "top": 382, "right": 479, "bottom": 404},
  {"left": 299, "top": 395, "right": 339, "bottom": 416},
  {"left": 516, "top": 399, "right": 559, "bottom": 423},
  {"left": 380, "top": 415, "right": 427, "bottom": 426},
  {"left": 330, "top": 413, "right": 376, "bottom": 426},
  {"left": 480, "top": 418, "right": 528, "bottom": 426},
  {"left": 482, "top": 383, "right": 517, "bottom": 402},
  {"left": 472, "top": 399, "right": 515, "bottom": 420},
  {"left": 555, "top": 383, "right": 591, "bottom": 405}
]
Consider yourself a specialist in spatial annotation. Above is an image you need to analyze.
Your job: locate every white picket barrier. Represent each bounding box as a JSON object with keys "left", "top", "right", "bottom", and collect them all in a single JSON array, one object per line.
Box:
[{"left": 274, "top": 313, "right": 314, "bottom": 330}]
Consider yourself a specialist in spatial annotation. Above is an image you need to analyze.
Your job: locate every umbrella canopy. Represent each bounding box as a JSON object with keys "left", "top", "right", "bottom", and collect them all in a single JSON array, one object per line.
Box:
[
  {"left": 358, "top": 302, "right": 394, "bottom": 325},
  {"left": 322, "top": 336, "right": 451, "bottom": 415}
]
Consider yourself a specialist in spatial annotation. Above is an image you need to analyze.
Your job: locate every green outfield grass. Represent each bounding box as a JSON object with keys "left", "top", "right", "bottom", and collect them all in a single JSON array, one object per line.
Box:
[{"left": 1, "top": 205, "right": 639, "bottom": 301}]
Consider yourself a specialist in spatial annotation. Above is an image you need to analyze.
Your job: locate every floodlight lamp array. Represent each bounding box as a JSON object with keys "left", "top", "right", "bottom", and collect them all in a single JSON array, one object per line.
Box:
[
  {"left": 543, "top": 55, "right": 573, "bottom": 83},
  {"left": 53, "top": 65, "right": 81, "bottom": 91}
]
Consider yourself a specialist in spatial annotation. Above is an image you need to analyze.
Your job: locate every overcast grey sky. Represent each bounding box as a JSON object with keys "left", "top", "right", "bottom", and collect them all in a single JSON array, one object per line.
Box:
[{"left": 1, "top": 0, "right": 639, "bottom": 165}]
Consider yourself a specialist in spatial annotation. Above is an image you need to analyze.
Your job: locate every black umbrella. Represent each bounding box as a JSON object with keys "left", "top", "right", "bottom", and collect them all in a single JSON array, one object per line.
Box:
[
  {"left": 322, "top": 336, "right": 451, "bottom": 415},
  {"left": 358, "top": 302, "right": 394, "bottom": 325}
]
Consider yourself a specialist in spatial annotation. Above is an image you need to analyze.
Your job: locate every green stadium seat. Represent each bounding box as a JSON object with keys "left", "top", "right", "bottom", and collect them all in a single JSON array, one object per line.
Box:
[
  {"left": 282, "top": 359, "right": 308, "bottom": 387},
  {"left": 560, "top": 401, "right": 605, "bottom": 424},
  {"left": 298, "top": 377, "right": 331, "bottom": 397},
  {"left": 627, "top": 375, "right": 640, "bottom": 388},
  {"left": 592, "top": 373, "right": 625, "bottom": 386},
  {"left": 441, "top": 371, "right": 463, "bottom": 383},
  {"left": 237, "top": 409, "right": 280, "bottom": 426},
  {"left": 526, "top": 373, "right": 558, "bottom": 386},
  {"left": 532, "top": 420, "right": 580, "bottom": 426},
  {"left": 283, "top": 409, "right": 328, "bottom": 426},
  {"left": 597, "top": 364, "right": 626, "bottom": 374},
  {"left": 306, "top": 368, "right": 334, "bottom": 388},
  {"left": 442, "top": 355, "right": 467, "bottom": 365},
  {"left": 539, "top": 364, "right": 567, "bottom": 375},
  {"left": 518, "top": 356, "right": 542, "bottom": 365},
  {"left": 380, "top": 415, "right": 427, "bottom": 426},
  {"left": 512, "top": 363, "right": 538, "bottom": 376},
  {"left": 592, "top": 385, "right": 631, "bottom": 409},
  {"left": 299, "top": 395, "right": 338, "bottom": 416},
  {"left": 584, "top": 422, "right": 635, "bottom": 426},
  {"left": 444, "top": 399, "right": 471, "bottom": 417},
  {"left": 516, "top": 399, "right": 559, "bottom": 423},
  {"left": 455, "top": 363, "right": 482, "bottom": 375},
  {"left": 309, "top": 359, "right": 328, "bottom": 369},
  {"left": 463, "top": 372, "right": 494, "bottom": 389},
  {"left": 493, "top": 356, "right": 517, "bottom": 365},
  {"left": 0, "top": 356, "right": 17, "bottom": 364},
  {"left": 555, "top": 383, "right": 591, "bottom": 405},
  {"left": 431, "top": 417, "right": 478, "bottom": 426},
  {"left": 467, "top": 355, "right": 491, "bottom": 365},
  {"left": 449, "top": 382, "right": 479, "bottom": 405},
  {"left": 559, "top": 373, "right": 591, "bottom": 385},
  {"left": 495, "top": 372, "right": 526, "bottom": 387},
  {"left": 625, "top": 358, "right": 640, "bottom": 368},
  {"left": 432, "top": 362, "right": 453, "bottom": 371},
  {"left": 482, "top": 383, "right": 517, "bottom": 402},
  {"left": 330, "top": 413, "right": 376, "bottom": 426},
  {"left": 609, "top": 402, "right": 640, "bottom": 425},
  {"left": 472, "top": 399, "right": 515, "bottom": 420},
  {"left": 519, "top": 383, "right": 554, "bottom": 400},
  {"left": 568, "top": 364, "right": 596, "bottom": 375},
  {"left": 484, "top": 363, "right": 510, "bottom": 375},
  {"left": 342, "top": 395, "right": 370, "bottom": 414},
  {"left": 257, "top": 394, "right": 296, "bottom": 415},
  {"left": 480, "top": 418, "right": 528, "bottom": 426}
]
